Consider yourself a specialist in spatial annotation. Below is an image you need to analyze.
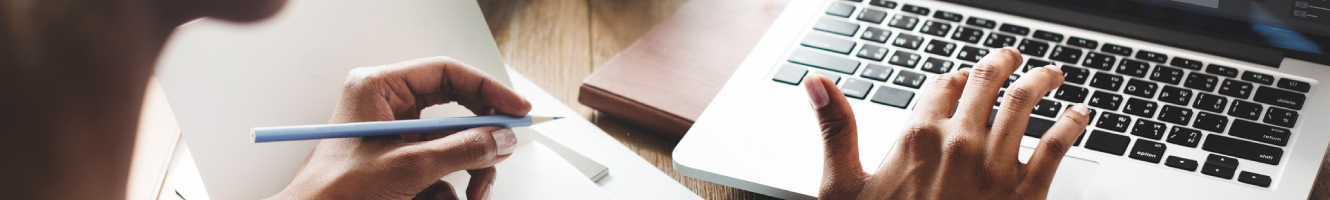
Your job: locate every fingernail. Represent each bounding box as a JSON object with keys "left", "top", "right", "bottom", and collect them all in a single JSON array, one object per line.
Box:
[
  {"left": 492, "top": 128, "right": 516, "bottom": 155},
  {"left": 1003, "top": 46, "right": 1020, "bottom": 52},
  {"left": 804, "top": 76, "right": 830, "bottom": 108},
  {"left": 1044, "top": 64, "right": 1063, "bottom": 74},
  {"left": 1071, "top": 103, "right": 1089, "bottom": 116}
]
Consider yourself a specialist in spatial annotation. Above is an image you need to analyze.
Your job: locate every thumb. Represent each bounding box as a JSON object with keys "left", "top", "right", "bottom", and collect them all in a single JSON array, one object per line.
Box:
[
  {"left": 411, "top": 180, "right": 460, "bottom": 200},
  {"left": 803, "top": 75, "right": 868, "bottom": 198},
  {"left": 413, "top": 127, "right": 517, "bottom": 173}
]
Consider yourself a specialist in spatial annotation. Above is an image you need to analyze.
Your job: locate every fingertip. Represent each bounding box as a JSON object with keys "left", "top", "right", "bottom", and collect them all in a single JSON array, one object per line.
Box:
[{"left": 804, "top": 75, "right": 831, "bottom": 109}]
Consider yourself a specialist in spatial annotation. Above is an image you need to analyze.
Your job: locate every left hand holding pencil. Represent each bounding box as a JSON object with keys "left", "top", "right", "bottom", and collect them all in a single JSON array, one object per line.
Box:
[{"left": 268, "top": 56, "right": 532, "bottom": 200}]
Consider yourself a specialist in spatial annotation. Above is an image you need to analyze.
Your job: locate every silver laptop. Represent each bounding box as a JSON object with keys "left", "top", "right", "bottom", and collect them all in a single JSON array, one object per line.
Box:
[{"left": 676, "top": 0, "right": 1329, "bottom": 199}]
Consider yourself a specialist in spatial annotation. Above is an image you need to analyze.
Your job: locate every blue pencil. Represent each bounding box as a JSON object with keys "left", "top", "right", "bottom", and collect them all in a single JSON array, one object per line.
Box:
[{"left": 252, "top": 115, "right": 563, "bottom": 143}]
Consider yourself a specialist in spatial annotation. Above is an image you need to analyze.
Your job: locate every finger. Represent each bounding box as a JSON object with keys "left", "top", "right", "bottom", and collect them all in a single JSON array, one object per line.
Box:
[
  {"left": 912, "top": 69, "right": 970, "bottom": 120},
  {"left": 466, "top": 167, "right": 497, "bottom": 200},
  {"left": 357, "top": 56, "right": 532, "bottom": 116},
  {"left": 412, "top": 180, "right": 461, "bottom": 200},
  {"left": 952, "top": 47, "right": 1023, "bottom": 126},
  {"left": 1024, "top": 103, "right": 1090, "bottom": 188},
  {"left": 802, "top": 75, "right": 869, "bottom": 198},
  {"left": 402, "top": 127, "right": 517, "bottom": 174},
  {"left": 989, "top": 65, "right": 1064, "bottom": 160}
]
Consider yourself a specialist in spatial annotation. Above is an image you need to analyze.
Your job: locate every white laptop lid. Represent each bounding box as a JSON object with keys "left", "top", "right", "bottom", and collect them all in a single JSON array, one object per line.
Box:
[{"left": 155, "top": 0, "right": 508, "bottom": 199}]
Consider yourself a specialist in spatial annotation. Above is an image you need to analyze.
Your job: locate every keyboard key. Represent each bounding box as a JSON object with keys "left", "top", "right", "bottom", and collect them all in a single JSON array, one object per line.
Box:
[
  {"left": 860, "top": 64, "right": 894, "bottom": 81},
  {"left": 856, "top": 43, "right": 889, "bottom": 61},
  {"left": 1253, "top": 86, "right": 1305, "bottom": 110},
  {"left": 1062, "top": 65, "right": 1090, "bottom": 85},
  {"left": 901, "top": 4, "right": 930, "bottom": 15},
  {"left": 983, "top": 33, "right": 1017, "bottom": 48},
  {"left": 959, "top": 63, "right": 973, "bottom": 70},
  {"left": 868, "top": 0, "right": 897, "bottom": 9},
  {"left": 1067, "top": 36, "right": 1099, "bottom": 49},
  {"left": 1238, "top": 171, "right": 1272, "bottom": 187},
  {"left": 825, "top": 2, "right": 856, "bottom": 18},
  {"left": 893, "top": 70, "right": 927, "bottom": 88},
  {"left": 998, "top": 23, "right": 1030, "bottom": 36},
  {"left": 923, "top": 40, "right": 957, "bottom": 56},
  {"left": 1166, "top": 156, "right": 1198, "bottom": 171},
  {"left": 1193, "top": 112, "right": 1228, "bottom": 133},
  {"left": 814, "top": 17, "right": 860, "bottom": 36},
  {"left": 1033, "top": 99, "right": 1062, "bottom": 118},
  {"left": 802, "top": 33, "right": 857, "bottom": 54},
  {"left": 1032, "top": 30, "right": 1064, "bottom": 42},
  {"left": 1166, "top": 126, "right": 1202, "bottom": 147},
  {"left": 995, "top": 90, "right": 1005, "bottom": 107},
  {"left": 841, "top": 78, "right": 874, "bottom": 99},
  {"left": 790, "top": 48, "right": 860, "bottom": 74},
  {"left": 1024, "top": 116, "right": 1058, "bottom": 138},
  {"left": 1264, "top": 107, "right": 1299, "bottom": 128},
  {"left": 1227, "top": 100, "right": 1262, "bottom": 121},
  {"left": 1277, "top": 78, "right": 1311, "bottom": 92},
  {"left": 893, "top": 33, "right": 924, "bottom": 50},
  {"left": 1132, "top": 119, "right": 1167, "bottom": 140},
  {"left": 861, "top": 27, "right": 891, "bottom": 43},
  {"left": 1003, "top": 74, "right": 1019, "bottom": 88},
  {"left": 965, "top": 17, "right": 996, "bottom": 29},
  {"left": 1206, "top": 64, "right": 1239, "bottom": 78},
  {"left": 951, "top": 27, "right": 984, "bottom": 44},
  {"left": 921, "top": 57, "right": 954, "bottom": 74},
  {"left": 1082, "top": 52, "right": 1116, "bottom": 70},
  {"left": 933, "top": 11, "right": 963, "bottom": 22},
  {"left": 857, "top": 8, "right": 889, "bottom": 24},
  {"left": 1089, "top": 91, "right": 1123, "bottom": 111},
  {"left": 1170, "top": 56, "right": 1203, "bottom": 70},
  {"left": 1054, "top": 84, "right": 1089, "bottom": 103},
  {"left": 1123, "top": 79, "right": 1158, "bottom": 98},
  {"left": 772, "top": 64, "right": 809, "bottom": 85},
  {"left": 888, "top": 15, "right": 920, "bottom": 30},
  {"left": 1129, "top": 139, "right": 1167, "bottom": 163},
  {"left": 1184, "top": 73, "right": 1218, "bottom": 92},
  {"left": 1101, "top": 43, "right": 1134, "bottom": 56},
  {"left": 919, "top": 21, "right": 952, "bottom": 37},
  {"left": 1017, "top": 39, "right": 1049, "bottom": 56},
  {"left": 1024, "top": 59, "right": 1053, "bottom": 72},
  {"left": 1242, "top": 71, "right": 1275, "bottom": 85},
  {"left": 1193, "top": 93, "right": 1227, "bottom": 113},
  {"left": 1149, "top": 65, "right": 1185, "bottom": 85},
  {"left": 956, "top": 46, "right": 988, "bottom": 62},
  {"left": 871, "top": 85, "right": 915, "bottom": 108},
  {"left": 815, "top": 71, "right": 843, "bottom": 84},
  {"left": 1203, "top": 135, "right": 1283, "bottom": 165},
  {"left": 1135, "top": 50, "right": 1168, "bottom": 63},
  {"left": 1086, "top": 130, "right": 1131, "bottom": 156},
  {"left": 1159, "top": 105, "right": 1193, "bottom": 126},
  {"left": 1096, "top": 112, "right": 1131, "bottom": 132},
  {"left": 1123, "top": 98, "right": 1158, "bottom": 118},
  {"left": 1230, "top": 120, "right": 1290, "bottom": 146},
  {"left": 1116, "top": 59, "right": 1151, "bottom": 78},
  {"left": 888, "top": 51, "right": 922, "bottom": 68},
  {"left": 1089, "top": 73, "right": 1124, "bottom": 91},
  {"left": 1202, "top": 154, "right": 1238, "bottom": 179},
  {"left": 1049, "top": 46, "right": 1083, "bottom": 64},
  {"left": 1218, "top": 79, "right": 1253, "bottom": 99},
  {"left": 1158, "top": 85, "right": 1192, "bottom": 106}
]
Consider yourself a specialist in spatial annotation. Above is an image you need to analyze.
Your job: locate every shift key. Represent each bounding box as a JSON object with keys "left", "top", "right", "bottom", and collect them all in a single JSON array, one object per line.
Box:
[
  {"left": 790, "top": 48, "right": 860, "bottom": 74},
  {"left": 1202, "top": 135, "right": 1283, "bottom": 165}
]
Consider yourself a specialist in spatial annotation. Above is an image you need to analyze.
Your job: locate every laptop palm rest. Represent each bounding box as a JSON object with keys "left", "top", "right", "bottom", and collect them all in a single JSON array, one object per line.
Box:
[{"left": 1019, "top": 146, "right": 1100, "bottom": 200}]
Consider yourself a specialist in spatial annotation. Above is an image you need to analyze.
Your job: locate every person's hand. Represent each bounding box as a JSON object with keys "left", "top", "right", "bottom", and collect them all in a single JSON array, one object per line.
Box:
[
  {"left": 269, "top": 57, "right": 532, "bottom": 200},
  {"left": 804, "top": 47, "right": 1091, "bottom": 199}
]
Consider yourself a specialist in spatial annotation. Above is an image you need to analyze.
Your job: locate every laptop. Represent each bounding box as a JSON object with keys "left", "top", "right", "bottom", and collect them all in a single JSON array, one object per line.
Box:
[
  {"left": 676, "top": 0, "right": 1330, "bottom": 199},
  {"left": 154, "top": 0, "right": 508, "bottom": 199}
]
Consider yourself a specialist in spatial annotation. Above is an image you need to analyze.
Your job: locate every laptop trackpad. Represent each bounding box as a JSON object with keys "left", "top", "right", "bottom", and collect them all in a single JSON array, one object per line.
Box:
[{"left": 1019, "top": 146, "right": 1099, "bottom": 200}]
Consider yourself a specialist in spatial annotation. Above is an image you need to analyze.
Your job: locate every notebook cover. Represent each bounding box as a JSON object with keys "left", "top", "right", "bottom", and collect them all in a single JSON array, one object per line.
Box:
[{"left": 579, "top": 0, "right": 789, "bottom": 139}]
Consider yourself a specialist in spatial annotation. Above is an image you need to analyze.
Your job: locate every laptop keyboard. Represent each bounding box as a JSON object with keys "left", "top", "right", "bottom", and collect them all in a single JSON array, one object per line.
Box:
[{"left": 770, "top": 0, "right": 1316, "bottom": 188}]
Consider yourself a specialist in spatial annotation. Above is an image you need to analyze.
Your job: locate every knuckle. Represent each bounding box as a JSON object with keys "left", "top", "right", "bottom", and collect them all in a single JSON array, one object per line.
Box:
[
  {"left": 1003, "top": 87, "right": 1041, "bottom": 106},
  {"left": 1040, "top": 138, "right": 1072, "bottom": 158},
  {"left": 460, "top": 131, "right": 493, "bottom": 163},
  {"left": 897, "top": 123, "right": 942, "bottom": 152},
  {"left": 941, "top": 136, "right": 973, "bottom": 158},
  {"left": 819, "top": 112, "right": 855, "bottom": 141},
  {"left": 930, "top": 73, "right": 967, "bottom": 91}
]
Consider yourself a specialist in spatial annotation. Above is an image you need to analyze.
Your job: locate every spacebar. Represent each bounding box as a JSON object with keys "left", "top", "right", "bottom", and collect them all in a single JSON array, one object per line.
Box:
[{"left": 789, "top": 48, "right": 860, "bottom": 74}]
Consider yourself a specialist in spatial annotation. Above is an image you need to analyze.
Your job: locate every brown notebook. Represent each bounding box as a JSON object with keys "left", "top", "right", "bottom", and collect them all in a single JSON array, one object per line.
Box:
[{"left": 579, "top": 0, "right": 789, "bottom": 139}]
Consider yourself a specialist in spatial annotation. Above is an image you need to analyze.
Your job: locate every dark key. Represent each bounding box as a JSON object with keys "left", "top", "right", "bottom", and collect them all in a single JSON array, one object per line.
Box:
[
  {"left": 825, "top": 2, "right": 856, "bottom": 18},
  {"left": 1264, "top": 107, "right": 1299, "bottom": 128},
  {"left": 772, "top": 64, "right": 809, "bottom": 85},
  {"left": 1193, "top": 112, "right": 1228, "bottom": 133},
  {"left": 983, "top": 33, "right": 1017, "bottom": 48},
  {"left": 1206, "top": 64, "right": 1239, "bottom": 78},
  {"left": 901, "top": 4, "right": 930, "bottom": 15},
  {"left": 789, "top": 48, "right": 860, "bottom": 74},
  {"left": 1230, "top": 120, "right": 1290, "bottom": 146},
  {"left": 1123, "top": 98, "right": 1158, "bottom": 118},
  {"left": 1158, "top": 85, "right": 1193, "bottom": 106},
  {"left": 1032, "top": 30, "right": 1064, "bottom": 42},
  {"left": 888, "top": 15, "right": 920, "bottom": 30},
  {"left": 951, "top": 27, "right": 984, "bottom": 44},
  {"left": 1024, "top": 59, "right": 1053, "bottom": 72},
  {"left": 933, "top": 11, "right": 963, "bottom": 22},
  {"left": 959, "top": 63, "right": 973, "bottom": 69},
  {"left": 1088, "top": 91, "right": 1123, "bottom": 111},
  {"left": 1101, "top": 43, "right": 1134, "bottom": 56},
  {"left": 1227, "top": 100, "right": 1262, "bottom": 121},
  {"left": 888, "top": 51, "right": 922, "bottom": 68},
  {"left": 1253, "top": 86, "right": 1305, "bottom": 110},
  {"left": 1032, "top": 99, "right": 1062, "bottom": 118},
  {"left": 1218, "top": 79, "right": 1253, "bottom": 99},
  {"left": 1085, "top": 130, "right": 1131, "bottom": 156},
  {"left": 1089, "top": 73, "right": 1124, "bottom": 91},
  {"left": 1166, "top": 126, "right": 1202, "bottom": 147},
  {"left": 815, "top": 71, "right": 843, "bottom": 84},
  {"left": 1159, "top": 105, "right": 1194, "bottom": 125},
  {"left": 1169, "top": 56, "right": 1203, "bottom": 70},
  {"left": 998, "top": 23, "right": 1030, "bottom": 36},
  {"left": 1149, "top": 65, "right": 1185, "bottom": 85},
  {"left": 1242, "top": 71, "right": 1276, "bottom": 85},
  {"left": 1096, "top": 112, "right": 1131, "bottom": 132},
  {"left": 965, "top": 17, "right": 996, "bottom": 29},
  {"left": 1135, "top": 50, "right": 1168, "bottom": 63},
  {"left": 802, "top": 33, "right": 857, "bottom": 54},
  {"left": 1049, "top": 46, "right": 1083, "bottom": 64},
  {"left": 857, "top": 8, "right": 889, "bottom": 24},
  {"left": 1054, "top": 84, "right": 1089, "bottom": 103},
  {"left": 1062, "top": 65, "right": 1090, "bottom": 85},
  {"left": 1129, "top": 139, "right": 1167, "bottom": 163},
  {"left": 1025, "top": 116, "right": 1057, "bottom": 138},
  {"left": 861, "top": 64, "right": 893, "bottom": 81},
  {"left": 1166, "top": 156, "right": 1199, "bottom": 171},
  {"left": 1277, "top": 78, "right": 1311, "bottom": 93},
  {"left": 1203, "top": 135, "right": 1283, "bottom": 165},
  {"left": 841, "top": 78, "right": 874, "bottom": 99},
  {"left": 1193, "top": 93, "right": 1227, "bottom": 113},
  {"left": 893, "top": 70, "right": 927, "bottom": 88},
  {"left": 1238, "top": 171, "right": 1272, "bottom": 187},
  {"left": 1017, "top": 39, "right": 1049, "bottom": 56},
  {"left": 861, "top": 27, "right": 892, "bottom": 43},
  {"left": 893, "top": 33, "right": 924, "bottom": 50},
  {"left": 920, "top": 57, "right": 954, "bottom": 74},
  {"left": 995, "top": 90, "right": 1005, "bottom": 107},
  {"left": 1184, "top": 73, "right": 1219, "bottom": 92},
  {"left": 956, "top": 46, "right": 988, "bottom": 62},
  {"left": 1002, "top": 74, "right": 1021, "bottom": 88},
  {"left": 1202, "top": 154, "right": 1238, "bottom": 179},
  {"left": 1082, "top": 52, "right": 1116, "bottom": 70},
  {"left": 868, "top": 0, "right": 897, "bottom": 9},
  {"left": 856, "top": 43, "right": 889, "bottom": 61},
  {"left": 871, "top": 85, "right": 915, "bottom": 108},
  {"left": 1132, "top": 119, "right": 1167, "bottom": 140},
  {"left": 1116, "top": 59, "right": 1151, "bottom": 78},
  {"left": 813, "top": 18, "right": 860, "bottom": 36},
  {"left": 919, "top": 21, "right": 952, "bottom": 37},
  {"left": 923, "top": 40, "right": 957, "bottom": 56},
  {"left": 1067, "top": 36, "right": 1099, "bottom": 49},
  {"left": 1123, "top": 79, "right": 1158, "bottom": 98}
]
